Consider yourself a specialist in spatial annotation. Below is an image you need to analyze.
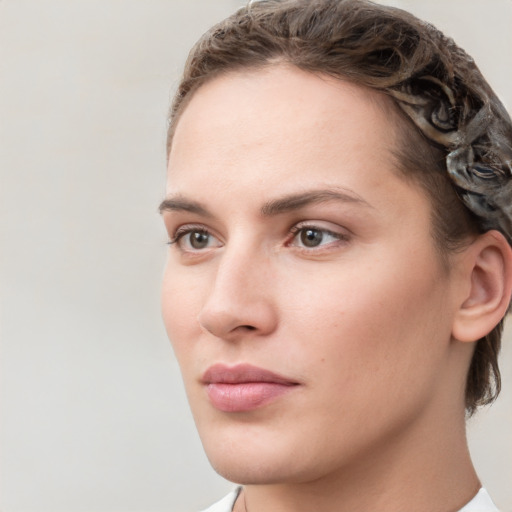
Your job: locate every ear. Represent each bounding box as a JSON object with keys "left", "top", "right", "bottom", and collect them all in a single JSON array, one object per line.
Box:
[{"left": 452, "top": 230, "right": 512, "bottom": 343}]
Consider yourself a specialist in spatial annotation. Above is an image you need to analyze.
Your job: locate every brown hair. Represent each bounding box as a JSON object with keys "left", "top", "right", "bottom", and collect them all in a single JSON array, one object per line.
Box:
[{"left": 167, "top": 0, "right": 512, "bottom": 414}]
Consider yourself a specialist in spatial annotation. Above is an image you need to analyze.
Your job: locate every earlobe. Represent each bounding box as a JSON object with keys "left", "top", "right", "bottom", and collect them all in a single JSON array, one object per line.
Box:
[{"left": 452, "top": 230, "right": 512, "bottom": 343}]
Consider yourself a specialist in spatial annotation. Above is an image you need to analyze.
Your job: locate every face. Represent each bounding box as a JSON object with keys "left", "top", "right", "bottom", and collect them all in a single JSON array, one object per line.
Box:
[{"left": 161, "top": 65, "right": 462, "bottom": 485}]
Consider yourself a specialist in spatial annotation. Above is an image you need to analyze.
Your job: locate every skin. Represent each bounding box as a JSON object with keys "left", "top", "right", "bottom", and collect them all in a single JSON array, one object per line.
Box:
[{"left": 161, "top": 65, "right": 485, "bottom": 512}]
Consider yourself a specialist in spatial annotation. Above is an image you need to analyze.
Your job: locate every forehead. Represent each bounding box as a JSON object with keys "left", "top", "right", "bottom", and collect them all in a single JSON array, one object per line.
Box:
[
  {"left": 170, "top": 65, "right": 399, "bottom": 162},
  {"left": 172, "top": 65, "right": 399, "bottom": 174},
  {"left": 167, "top": 64, "right": 425, "bottom": 221}
]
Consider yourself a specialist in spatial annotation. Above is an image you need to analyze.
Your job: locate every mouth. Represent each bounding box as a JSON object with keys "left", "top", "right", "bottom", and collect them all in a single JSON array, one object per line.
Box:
[{"left": 201, "top": 363, "right": 300, "bottom": 412}]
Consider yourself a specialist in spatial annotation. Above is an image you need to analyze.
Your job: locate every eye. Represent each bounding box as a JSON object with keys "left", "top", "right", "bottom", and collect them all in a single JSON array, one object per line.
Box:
[
  {"left": 298, "top": 228, "right": 325, "bottom": 248},
  {"left": 289, "top": 225, "right": 348, "bottom": 249},
  {"left": 170, "top": 227, "right": 222, "bottom": 251}
]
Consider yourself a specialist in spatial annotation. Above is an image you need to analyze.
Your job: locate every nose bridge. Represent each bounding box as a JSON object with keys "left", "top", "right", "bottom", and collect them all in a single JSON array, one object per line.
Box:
[{"left": 198, "top": 239, "right": 277, "bottom": 338}]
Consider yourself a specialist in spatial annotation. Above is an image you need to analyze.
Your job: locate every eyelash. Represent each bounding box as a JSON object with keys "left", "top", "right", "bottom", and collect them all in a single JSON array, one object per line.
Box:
[{"left": 167, "top": 223, "right": 349, "bottom": 252}]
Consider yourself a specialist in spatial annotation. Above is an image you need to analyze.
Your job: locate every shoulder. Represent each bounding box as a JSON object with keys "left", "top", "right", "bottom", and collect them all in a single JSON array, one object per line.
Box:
[{"left": 199, "top": 488, "right": 242, "bottom": 512}]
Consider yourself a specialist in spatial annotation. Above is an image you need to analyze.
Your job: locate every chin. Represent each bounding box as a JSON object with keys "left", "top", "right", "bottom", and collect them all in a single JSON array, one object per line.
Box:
[
  {"left": 198, "top": 425, "right": 305, "bottom": 484},
  {"left": 202, "top": 436, "right": 279, "bottom": 483},
  {"left": 199, "top": 425, "right": 344, "bottom": 486},
  {"left": 207, "top": 452, "right": 300, "bottom": 485}
]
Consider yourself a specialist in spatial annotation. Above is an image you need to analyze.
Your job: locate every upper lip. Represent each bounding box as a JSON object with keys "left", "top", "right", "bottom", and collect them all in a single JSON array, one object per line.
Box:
[{"left": 202, "top": 363, "right": 298, "bottom": 385}]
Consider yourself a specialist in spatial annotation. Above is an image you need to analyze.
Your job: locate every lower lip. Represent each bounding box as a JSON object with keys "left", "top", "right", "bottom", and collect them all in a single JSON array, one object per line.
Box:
[{"left": 206, "top": 382, "right": 296, "bottom": 412}]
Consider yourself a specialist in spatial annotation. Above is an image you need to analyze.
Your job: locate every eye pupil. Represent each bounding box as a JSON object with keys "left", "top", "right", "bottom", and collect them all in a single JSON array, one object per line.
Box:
[
  {"left": 190, "top": 231, "right": 209, "bottom": 249},
  {"left": 300, "top": 228, "right": 323, "bottom": 247}
]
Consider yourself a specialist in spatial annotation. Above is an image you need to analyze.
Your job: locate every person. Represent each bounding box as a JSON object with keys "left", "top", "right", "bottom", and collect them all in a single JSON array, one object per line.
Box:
[{"left": 159, "top": 0, "right": 512, "bottom": 510}]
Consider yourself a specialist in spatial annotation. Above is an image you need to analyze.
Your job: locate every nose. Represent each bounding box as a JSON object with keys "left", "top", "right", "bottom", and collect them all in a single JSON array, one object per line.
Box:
[{"left": 197, "top": 247, "right": 278, "bottom": 340}]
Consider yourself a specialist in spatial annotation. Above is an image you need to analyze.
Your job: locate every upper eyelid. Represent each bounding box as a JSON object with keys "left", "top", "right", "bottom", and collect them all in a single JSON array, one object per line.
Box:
[
  {"left": 163, "top": 212, "right": 224, "bottom": 235},
  {"left": 173, "top": 223, "right": 210, "bottom": 235},
  {"left": 289, "top": 226, "right": 349, "bottom": 240},
  {"left": 170, "top": 224, "right": 215, "bottom": 242},
  {"left": 290, "top": 220, "right": 351, "bottom": 235}
]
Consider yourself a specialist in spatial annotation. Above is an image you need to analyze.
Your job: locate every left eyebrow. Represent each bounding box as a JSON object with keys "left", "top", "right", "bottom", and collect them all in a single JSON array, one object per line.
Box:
[
  {"left": 260, "top": 189, "right": 371, "bottom": 216},
  {"left": 158, "top": 196, "right": 213, "bottom": 217}
]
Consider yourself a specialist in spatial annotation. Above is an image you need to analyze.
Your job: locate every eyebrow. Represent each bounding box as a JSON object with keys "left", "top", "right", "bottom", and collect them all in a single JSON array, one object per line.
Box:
[
  {"left": 260, "top": 189, "right": 371, "bottom": 216},
  {"left": 158, "top": 188, "right": 370, "bottom": 217},
  {"left": 159, "top": 196, "right": 212, "bottom": 216}
]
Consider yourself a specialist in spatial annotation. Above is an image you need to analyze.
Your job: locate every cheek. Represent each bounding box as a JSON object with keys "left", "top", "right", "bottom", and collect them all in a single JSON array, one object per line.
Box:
[
  {"left": 161, "top": 265, "right": 202, "bottom": 357},
  {"left": 278, "top": 272, "right": 452, "bottom": 465},
  {"left": 282, "top": 258, "right": 451, "bottom": 389}
]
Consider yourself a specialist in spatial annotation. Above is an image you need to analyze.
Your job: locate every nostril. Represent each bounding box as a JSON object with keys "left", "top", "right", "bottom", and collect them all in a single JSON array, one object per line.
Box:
[{"left": 241, "top": 325, "right": 257, "bottom": 331}]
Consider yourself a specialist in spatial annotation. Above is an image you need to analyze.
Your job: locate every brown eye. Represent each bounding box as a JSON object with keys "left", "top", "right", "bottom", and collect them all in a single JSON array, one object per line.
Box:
[
  {"left": 289, "top": 224, "right": 348, "bottom": 251},
  {"left": 172, "top": 227, "right": 222, "bottom": 252},
  {"left": 189, "top": 231, "right": 210, "bottom": 249},
  {"left": 300, "top": 228, "right": 324, "bottom": 247}
]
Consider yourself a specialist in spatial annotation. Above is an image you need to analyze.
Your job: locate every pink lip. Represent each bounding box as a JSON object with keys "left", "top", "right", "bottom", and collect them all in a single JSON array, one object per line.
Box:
[{"left": 202, "top": 364, "right": 299, "bottom": 412}]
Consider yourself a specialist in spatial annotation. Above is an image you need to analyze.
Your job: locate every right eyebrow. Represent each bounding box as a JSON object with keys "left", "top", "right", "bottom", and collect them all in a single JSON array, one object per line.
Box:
[
  {"left": 260, "top": 189, "right": 371, "bottom": 216},
  {"left": 158, "top": 196, "right": 212, "bottom": 217}
]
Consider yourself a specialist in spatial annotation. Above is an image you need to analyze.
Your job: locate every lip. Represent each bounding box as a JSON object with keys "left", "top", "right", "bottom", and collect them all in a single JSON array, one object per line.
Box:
[{"left": 202, "top": 364, "right": 299, "bottom": 412}]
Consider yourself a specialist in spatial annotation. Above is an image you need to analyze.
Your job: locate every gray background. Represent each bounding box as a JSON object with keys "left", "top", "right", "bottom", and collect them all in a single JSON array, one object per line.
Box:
[{"left": 1, "top": 1, "right": 511, "bottom": 511}]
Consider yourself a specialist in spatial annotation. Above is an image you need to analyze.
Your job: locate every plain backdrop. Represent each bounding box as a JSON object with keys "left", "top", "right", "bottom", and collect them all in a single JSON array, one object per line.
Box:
[{"left": 1, "top": 1, "right": 511, "bottom": 511}]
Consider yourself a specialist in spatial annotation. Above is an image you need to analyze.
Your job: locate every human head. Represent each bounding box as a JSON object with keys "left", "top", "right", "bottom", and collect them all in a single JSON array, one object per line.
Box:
[{"left": 166, "top": 0, "right": 512, "bottom": 414}]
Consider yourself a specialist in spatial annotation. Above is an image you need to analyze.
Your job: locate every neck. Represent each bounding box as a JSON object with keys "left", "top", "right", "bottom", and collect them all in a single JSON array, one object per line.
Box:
[{"left": 236, "top": 405, "right": 479, "bottom": 512}]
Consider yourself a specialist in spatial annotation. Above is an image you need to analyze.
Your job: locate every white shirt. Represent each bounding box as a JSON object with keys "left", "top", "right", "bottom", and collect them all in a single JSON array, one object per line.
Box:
[
  {"left": 200, "top": 487, "right": 499, "bottom": 512},
  {"left": 458, "top": 488, "right": 499, "bottom": 512}
]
